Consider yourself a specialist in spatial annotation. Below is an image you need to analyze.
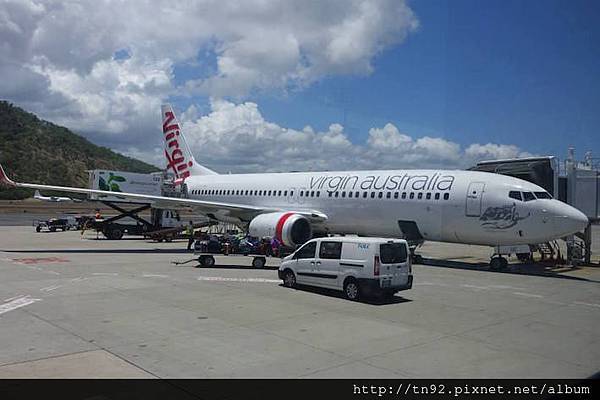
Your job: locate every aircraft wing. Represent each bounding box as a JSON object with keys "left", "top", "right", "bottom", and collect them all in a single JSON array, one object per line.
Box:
[{"left": 0, "top": 164, "right": 327, "bottom": 223}]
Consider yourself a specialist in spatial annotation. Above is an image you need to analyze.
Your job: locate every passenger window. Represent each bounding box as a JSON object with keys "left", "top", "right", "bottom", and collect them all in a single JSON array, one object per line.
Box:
[
  {"left": 417, "top": 193, "right": 423, "bottom": 199},
  {"left": 363, "top": 192, "right": 367, "bottom": 198},
  {"left": 355, "top": 191, "right": 359, "bottom": 198},
  {"left": 335, "top": 192, "right": 339, "bottom": 198},
  {"left": 371, "top": 192, "right": 375, "bottom": 199},
  {"left": 328, "top": 191, "right": 332, "bottom": 197},
  {"left": 394, "top": 192, "right": 399, "bottom": 199},
  {"left": 386, "top": 192, "right": 391, "bottom": 199},
  {"left": 311, "top": 191, "right": 315, "bottom": 197},
  {"left": 523, "top": 192, "right": 535, "bottom": 202},
  {"left": 534, "top": 191, "right": 552, "bottom": 199},
  {"left": 278, "top": 190, "right": 282, "bottom": 196},
  {"left": 426, "top": 193, "right": 431, "bottom": 200},
  {"left": 443, "top": 193, "right": 450, "bottom": 200},
  {"left": 341, "top": 191, "right": 346, "bottom": 198},
  {"left": 319, "top": 241, "right": 342, "bottom": 260},
  {"left": 409, "top": 192, "right": 414, "bottom": 199},
  {"left": 317, "top": 191, "right": 321, "bottom": 197},
  {"left": 509, "top": 191, "right": 522, "bottom": 201},
  {"left": 380, "top": 243, "right": 407, "bottom": 263},
  {"left": 348, "top": 191, "right": 353, "bottom": 198},
  {"left": 378, "top": 192, "right": 383, "bottom": 199},
  {"left": 290, "top": 191, "right": 294, "bottom": 197},
  {"left": 284, "top": 190, "right": 287, "bottom": 196},
  {"left": 402, "top": 192, "right": 406, "bottom": 199},
  {"left": 295, "top": 242, "right": 317, "bottom": 259},
  {"left": 435, "top": 193, "right": 440, "bottom": 200}
]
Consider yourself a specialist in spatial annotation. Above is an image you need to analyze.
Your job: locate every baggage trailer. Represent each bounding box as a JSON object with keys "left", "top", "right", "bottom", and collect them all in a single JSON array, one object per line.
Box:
[{"left": 192, "top": 252, "right": 268, "bottom": 268}]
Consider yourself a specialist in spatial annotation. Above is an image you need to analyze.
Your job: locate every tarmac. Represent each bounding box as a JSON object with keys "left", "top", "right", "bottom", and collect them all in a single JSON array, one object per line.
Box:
[{"left": 0, "top": 222, "right": 598, "bottom": 378}]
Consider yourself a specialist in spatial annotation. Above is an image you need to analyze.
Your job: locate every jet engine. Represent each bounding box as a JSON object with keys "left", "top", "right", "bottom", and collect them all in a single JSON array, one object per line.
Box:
[{"left": 248, "top": 212, "right": 312, "bottom": 247}]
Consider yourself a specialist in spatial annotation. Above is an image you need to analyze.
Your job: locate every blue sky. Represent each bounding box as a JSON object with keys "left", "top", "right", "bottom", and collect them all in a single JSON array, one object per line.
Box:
[{"left": 173, "top": 0, "right": 600, "bottom": 159}]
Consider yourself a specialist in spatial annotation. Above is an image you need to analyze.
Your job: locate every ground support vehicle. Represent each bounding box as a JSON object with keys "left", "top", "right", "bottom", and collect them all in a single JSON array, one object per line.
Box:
[
  {"left": 34, "top": 216, "right": 77, "bottom": 232},
  {"left": 83, "top": 201, "right": 183, "bottom": 240},
  {"left": 278, "top": 237, "right": 413, "bottom": 300}
]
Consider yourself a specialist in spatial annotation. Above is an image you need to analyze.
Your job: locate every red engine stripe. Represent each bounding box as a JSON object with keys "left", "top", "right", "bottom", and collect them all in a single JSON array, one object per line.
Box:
[{"left": 275, "top": 212, "right": 295, "bottom": 244}]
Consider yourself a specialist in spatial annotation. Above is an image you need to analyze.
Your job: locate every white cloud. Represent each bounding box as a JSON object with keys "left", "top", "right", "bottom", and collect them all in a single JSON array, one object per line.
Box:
[
  {"left": 172, "top": 100, "right": 532, "bottom": 173},
  {"left": 465, "top": 143, "right": 533, "bottom": 160},
  {"left": 0, "top": 0, "right": 419, "bottom": 144}
]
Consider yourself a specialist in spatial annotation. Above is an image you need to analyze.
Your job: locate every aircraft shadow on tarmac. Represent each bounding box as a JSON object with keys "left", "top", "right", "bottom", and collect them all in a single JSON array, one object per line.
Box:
[{"left": 420, "top": 257, "right": 598, "bottom": 283}]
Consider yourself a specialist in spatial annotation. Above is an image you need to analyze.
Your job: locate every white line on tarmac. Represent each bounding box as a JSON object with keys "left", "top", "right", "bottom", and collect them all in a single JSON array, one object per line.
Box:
[
  {"left": 0, "top": 296, "right": 41, "bottom": 315},
  {"left": 142, "top": 274, "right": 169, "bottom": 278},
  {"left": 40, "top": 285, "right": 62, "bottom": 292},
  {"left": 197, "top": 276, "right": 281, "bottom": 283},
  {"left": 92, "top": 272, "right": 119, "bottom": 276},
  {"left": 461, "top": 284, "right": 490, "bottom": 290},
  {"left": 513, "top": 292, "right": 544, "bottom": 298},
  {"left": 70, "top": 277, "right": 87, "bottom": 282},
  {"left": 47, "top": 270, "right": 61, "bottom": 275},
  {"left": 3, "top": 295, "right": 23, "bottom": 302},
  {"left": 573, "top": 301, "right": 600, "bottom": 308}
]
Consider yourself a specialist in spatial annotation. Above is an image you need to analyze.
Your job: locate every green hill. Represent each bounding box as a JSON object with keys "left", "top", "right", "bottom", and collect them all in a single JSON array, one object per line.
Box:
[{"left": 0, "top": 101, "right": 160, "bottom": 200}]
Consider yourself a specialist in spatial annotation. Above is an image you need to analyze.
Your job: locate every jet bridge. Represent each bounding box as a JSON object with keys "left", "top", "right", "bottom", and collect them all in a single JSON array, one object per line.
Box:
[{"left": 470, "top": 151, "right": 598, "bottom": 264}]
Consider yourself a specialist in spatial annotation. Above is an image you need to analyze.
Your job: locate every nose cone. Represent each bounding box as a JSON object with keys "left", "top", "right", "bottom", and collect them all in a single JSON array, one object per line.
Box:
[{"left": 552, "top": 202, "right": 588, "bottom": 237}]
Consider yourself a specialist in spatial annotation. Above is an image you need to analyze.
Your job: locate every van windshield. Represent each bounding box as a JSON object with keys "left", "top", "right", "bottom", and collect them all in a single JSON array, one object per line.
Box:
[{"left": 379, "top": 243, "right": 407, "bottom": 264}]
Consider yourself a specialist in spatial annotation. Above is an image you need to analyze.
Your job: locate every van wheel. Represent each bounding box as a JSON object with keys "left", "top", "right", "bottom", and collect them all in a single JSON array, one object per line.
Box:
[
  {"left": 344, "top": 278, "right": 360, "bottom": 301},
  {"left": 283, "top": 270, "right": 296, "bottom": 288}
]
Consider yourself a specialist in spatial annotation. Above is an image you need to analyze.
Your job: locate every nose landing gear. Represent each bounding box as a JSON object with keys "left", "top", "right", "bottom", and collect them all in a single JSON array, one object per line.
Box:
[{"left": 489, "top": 256, "right": 508, "bottom": 271}]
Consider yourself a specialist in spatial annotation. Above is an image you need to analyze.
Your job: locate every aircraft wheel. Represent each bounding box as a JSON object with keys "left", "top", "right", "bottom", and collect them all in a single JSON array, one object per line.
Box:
[
  {"left": 490, "top": 256, "right": 508, "bottom": 271},
  {"left": 36, "top": 225, "right": 41, "bottom": 232}
]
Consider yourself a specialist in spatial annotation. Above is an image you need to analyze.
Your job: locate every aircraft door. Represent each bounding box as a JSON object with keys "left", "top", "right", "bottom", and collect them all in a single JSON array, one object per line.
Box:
[{"left": 466, "top": 182, "right": 486, "bottom": 217}]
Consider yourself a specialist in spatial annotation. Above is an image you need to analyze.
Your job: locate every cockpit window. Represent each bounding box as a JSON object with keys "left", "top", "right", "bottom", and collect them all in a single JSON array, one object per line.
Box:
[
  {"left": 509, "top": 191, "right": 522, "bottom": 201},
  {"left": 534, "top": 191, "right": 552, "bottom": 199},
  {"left": 523, "top": 192, "right": 535, "bottom": 202}
]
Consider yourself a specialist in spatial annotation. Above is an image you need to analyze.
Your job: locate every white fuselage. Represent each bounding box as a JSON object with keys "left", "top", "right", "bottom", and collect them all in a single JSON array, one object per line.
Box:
[{"left": 183, "top": 169, "right": 588, "bottom": 247}]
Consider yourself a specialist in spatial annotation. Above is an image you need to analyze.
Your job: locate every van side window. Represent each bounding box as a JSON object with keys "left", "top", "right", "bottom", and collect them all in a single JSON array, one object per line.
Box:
[
  {"left": 295, "top": 242, "right": 316, "bottom": 259},
  {"left": 319, "top": 241, "right": 342, "bottom": 260}
]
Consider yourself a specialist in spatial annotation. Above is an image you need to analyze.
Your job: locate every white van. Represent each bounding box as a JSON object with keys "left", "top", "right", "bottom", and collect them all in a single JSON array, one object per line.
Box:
[{"left": 278, "top": 237, "right": 413, "bottom": 300}]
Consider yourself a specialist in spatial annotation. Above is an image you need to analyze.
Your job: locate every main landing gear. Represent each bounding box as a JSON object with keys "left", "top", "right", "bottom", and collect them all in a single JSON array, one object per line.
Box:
[{"left": 489, "top": 256, "right": 508, "bottom": 271}]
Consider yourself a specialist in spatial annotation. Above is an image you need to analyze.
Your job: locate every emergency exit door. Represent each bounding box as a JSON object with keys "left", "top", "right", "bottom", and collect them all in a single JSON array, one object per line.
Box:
[{"left": 466, "top": 182, "right": 485, "bottom": 217}]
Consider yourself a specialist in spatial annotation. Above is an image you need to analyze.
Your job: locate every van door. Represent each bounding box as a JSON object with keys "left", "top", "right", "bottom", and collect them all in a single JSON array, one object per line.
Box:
[
  {"left": 292, "top": 241, "right": 317, "bottom": 285},
  {"left": 315, "top": 241, "right": 342, "bottom": 289},
  {"left": 466, "top": 182, "right": 485, "bottom": 217},
  {"left": 379, "top": 242, "right": 410, "bottom": 288}
]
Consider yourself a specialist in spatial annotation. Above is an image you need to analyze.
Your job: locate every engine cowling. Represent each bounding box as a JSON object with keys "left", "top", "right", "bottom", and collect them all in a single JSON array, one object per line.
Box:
[{"left": 248, "top": 212, "right": 312, "bottom": 247}]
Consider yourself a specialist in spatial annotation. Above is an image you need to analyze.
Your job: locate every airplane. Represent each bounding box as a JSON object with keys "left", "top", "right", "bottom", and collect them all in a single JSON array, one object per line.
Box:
[
  {"left": 0, "top": 104, "right": 588, "bottom": 269},
  {"left": 33, "top": 189, "right": 81, "bottom": 203}
]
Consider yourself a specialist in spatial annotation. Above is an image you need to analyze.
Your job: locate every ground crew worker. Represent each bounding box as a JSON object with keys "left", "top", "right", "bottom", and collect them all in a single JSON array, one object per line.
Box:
[
  {"left": 94, "top": 209, "right": 102, "bottom": 220},
  {"left": 186, "top": 221, "right": 195, "bottom": 250}
]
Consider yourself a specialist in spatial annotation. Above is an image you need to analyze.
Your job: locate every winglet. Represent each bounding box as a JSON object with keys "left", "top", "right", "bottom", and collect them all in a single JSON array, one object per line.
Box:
[{"left": 0, "top": 163, "right": 16, "bottom": 186}]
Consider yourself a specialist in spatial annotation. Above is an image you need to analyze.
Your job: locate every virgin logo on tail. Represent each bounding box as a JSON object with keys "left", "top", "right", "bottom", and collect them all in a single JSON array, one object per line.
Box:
[{"left": 162, "top": 111, "right": 193, "bottom": 182}]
